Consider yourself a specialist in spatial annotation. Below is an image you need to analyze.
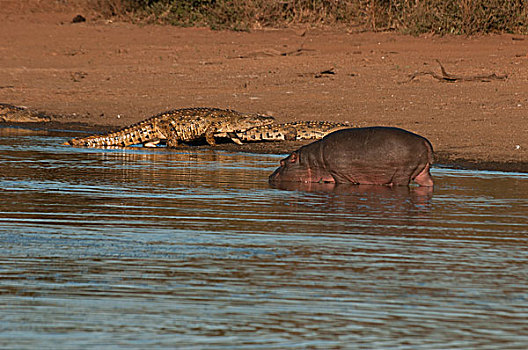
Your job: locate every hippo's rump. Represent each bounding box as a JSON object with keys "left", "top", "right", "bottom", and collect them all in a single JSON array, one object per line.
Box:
[{"left": 319, "top": 127, "right": 433, "bottom": 185}]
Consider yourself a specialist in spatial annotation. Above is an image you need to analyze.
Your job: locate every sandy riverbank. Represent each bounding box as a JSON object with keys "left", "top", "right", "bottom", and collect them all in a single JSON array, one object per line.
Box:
[{"left": 0, "top": 4, "right": 526, "bottom": 172}]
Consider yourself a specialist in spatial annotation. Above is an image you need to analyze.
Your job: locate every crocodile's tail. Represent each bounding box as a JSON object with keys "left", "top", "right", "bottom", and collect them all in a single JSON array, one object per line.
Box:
[
  {"left": 291, "top": 121, "right": 351, "bottom": 140},
  {"left": 235, "top": 121, "right": 352, "bottom": 142},
  {"left": 65, "top": 121, "right": 166, "bottom": 147}
]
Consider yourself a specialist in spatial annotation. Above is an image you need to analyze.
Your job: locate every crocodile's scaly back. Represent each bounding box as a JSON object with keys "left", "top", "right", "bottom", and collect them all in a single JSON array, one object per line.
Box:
[
  {"left": 229, "top": 121, "right": 351, "bottom": 142},
  {"left": 65, "top": 107, "right": 275, "bottom": 147}
]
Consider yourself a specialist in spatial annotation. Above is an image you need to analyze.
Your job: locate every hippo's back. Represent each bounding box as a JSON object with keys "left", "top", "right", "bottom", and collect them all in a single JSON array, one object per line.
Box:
[{"left": 316, "top": 127, "right": 434, "bottom": 185}]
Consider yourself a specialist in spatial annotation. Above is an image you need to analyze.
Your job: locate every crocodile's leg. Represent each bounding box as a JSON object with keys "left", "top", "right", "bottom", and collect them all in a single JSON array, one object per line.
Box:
[
  {"left": 143, "top": 140, "right": 162, "bottom": 148},
  {"left": 157, "top": 120, "right": 182, "bottom": 148},
  {"left": 205, "top": 127, "right": 217, "bottom": 146},
  {"left": 164, "top": 128, "right": 181, "bottom": 148},
  {"left": 227, "top": 132, "right": 243, "bottom": 145},
  {"left": 166, "top": 139, "right": 180, "bottom": 148},
  {"left": 283, "top": 126, "right": 298, "bottom": 141}
]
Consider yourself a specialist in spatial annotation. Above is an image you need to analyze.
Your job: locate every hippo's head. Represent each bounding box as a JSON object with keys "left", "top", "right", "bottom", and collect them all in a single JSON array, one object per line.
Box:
[{"left": 269, "top": 151, "right": 334, "bottom": 184}]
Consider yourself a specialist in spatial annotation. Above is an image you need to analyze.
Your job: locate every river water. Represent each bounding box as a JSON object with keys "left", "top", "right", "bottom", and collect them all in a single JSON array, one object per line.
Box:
[{"left": 1, "top": 127, "right": 527, "bottom": 349}]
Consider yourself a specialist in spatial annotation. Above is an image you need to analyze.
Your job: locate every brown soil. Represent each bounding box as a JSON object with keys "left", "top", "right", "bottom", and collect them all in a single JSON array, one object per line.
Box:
[{"left": 1, "top": 2, "right": 527, "bottom": 172}]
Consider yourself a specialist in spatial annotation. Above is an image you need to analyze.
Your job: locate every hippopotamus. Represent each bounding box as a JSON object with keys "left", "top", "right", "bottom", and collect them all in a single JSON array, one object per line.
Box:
[{"left": 269, "top": 127, "right": 434, "bottom": 187}]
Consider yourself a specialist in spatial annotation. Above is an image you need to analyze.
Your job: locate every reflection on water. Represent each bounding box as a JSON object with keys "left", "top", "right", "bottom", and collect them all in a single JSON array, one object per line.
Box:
[{"left": 1, "top": 127, "right": 528, "bottom": 349}]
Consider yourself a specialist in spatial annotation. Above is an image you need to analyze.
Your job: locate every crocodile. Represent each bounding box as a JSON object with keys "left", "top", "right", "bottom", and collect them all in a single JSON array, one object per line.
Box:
[
  {"left": 65, "top": 107, "right": 275, "bottom": 147},
  {"left": 0, "top": 103, "right": 51, "bottom": 123},
  {"left": 216, "top": 121, "right": 351, "bottom": 142}
]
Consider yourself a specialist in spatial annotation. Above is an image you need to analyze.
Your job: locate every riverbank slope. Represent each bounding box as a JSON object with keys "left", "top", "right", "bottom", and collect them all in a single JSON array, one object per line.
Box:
[{"left": 1, "top": 5, "right": 526, "bottom": 172}]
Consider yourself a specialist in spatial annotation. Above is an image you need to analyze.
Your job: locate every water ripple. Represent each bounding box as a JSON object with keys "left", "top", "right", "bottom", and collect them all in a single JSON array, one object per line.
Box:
[{"left": 0, "top": 128, "right": 527, "bottom": 349}]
